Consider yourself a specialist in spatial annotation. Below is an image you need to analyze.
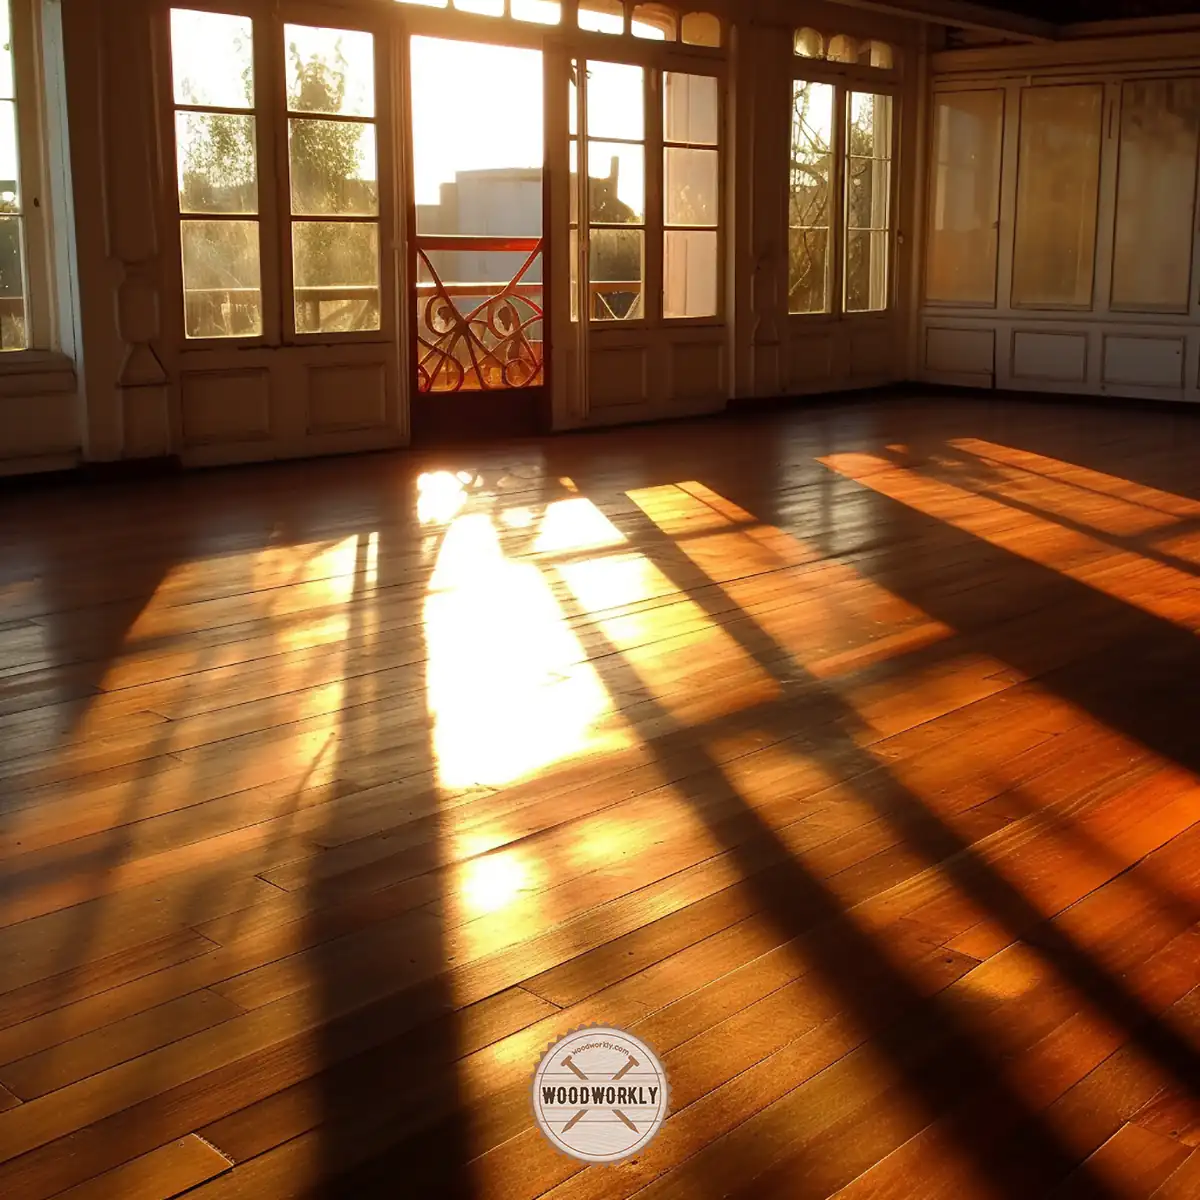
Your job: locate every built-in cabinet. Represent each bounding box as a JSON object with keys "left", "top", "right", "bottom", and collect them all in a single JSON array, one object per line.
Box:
[{"left": 920, "top": 31, "right": 1200, "bottom": 403}]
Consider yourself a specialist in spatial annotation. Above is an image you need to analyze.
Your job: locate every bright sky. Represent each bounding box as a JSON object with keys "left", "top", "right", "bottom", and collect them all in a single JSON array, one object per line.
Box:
[{"left": 411, "top": 37, "right": 648, "bottom": 212}]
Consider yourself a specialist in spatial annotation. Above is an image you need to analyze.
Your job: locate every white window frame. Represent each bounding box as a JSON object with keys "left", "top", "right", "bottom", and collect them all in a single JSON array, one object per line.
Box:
[
  {"left": 573, "top": 44, "right": 726, "bottom": 330},
  {"left": 0, "top": 0, "right": 59, "bottom": 357},
  {"left": 788, "top": 51, "right": 900, "bottom": 321},
  {"left": 277, "top": 8, "right": 394, "bottom": 345},
  {"left": 160, "top": 1, "right": 397, "bottom": 351}
]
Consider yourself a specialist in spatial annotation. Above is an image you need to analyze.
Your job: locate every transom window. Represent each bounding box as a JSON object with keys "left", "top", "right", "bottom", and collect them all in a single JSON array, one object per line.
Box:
[
  {"left": 794, "top": 27, "right": 894, "bottom": 70},
  {"left": 393, "top": 0, "right": 721, "bottom": 44}
]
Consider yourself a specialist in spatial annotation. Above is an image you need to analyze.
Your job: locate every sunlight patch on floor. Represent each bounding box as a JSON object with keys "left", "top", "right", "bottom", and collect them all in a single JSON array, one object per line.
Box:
[
  {"left": 425, "top": 511, "right": 629, "bottom": 791},
  {"left": 821, "top": 451, "right": 1200, "bottom": 633}
]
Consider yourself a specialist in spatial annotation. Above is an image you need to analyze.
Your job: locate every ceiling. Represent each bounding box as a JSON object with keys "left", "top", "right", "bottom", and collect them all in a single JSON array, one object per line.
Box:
[{"left": 984, "top": 0, "right": 1197, "bottom": 21}]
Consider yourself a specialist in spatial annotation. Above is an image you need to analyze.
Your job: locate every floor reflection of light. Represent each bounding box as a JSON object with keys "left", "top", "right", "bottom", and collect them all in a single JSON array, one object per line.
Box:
[
  {"left": 500, "top": 507, "right": 536, "bottom": 529},
  {"left": 625, "top": 483, "right": 954, "bottom": 692},
  {"left": 365, "top": 530, "right": 379, "bottom": 587},
  {"left": 425, "top": 512, "right": 625, "bottom": 790},
  {"left": 558, "top": 552, "right": 677, "bottom": 613},
  {"left": 533, "top": 496, "right": 627, "bottom": 554},
  {"left": 570, "top": 817, "right": 643, "bottom": 867},
  {"left": 543, "top": 495, "right": 782, "bottom": 720},
  {"left": 418, "top": 470, "right": 469, "bottom": 525},
  {"left": 457, "top": 850, "right": 532, "bottom": 918}
]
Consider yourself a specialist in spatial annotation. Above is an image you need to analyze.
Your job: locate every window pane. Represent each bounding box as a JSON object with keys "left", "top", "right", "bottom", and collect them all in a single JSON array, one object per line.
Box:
[
  {"left": 0, "top": 97, "right": 16, "bottom": 212},
  {"left": 665, "top": 147, "right": 718, "bottom": 226},
  {"left": 589, "top": 228, "right": 642, "bottom": 320},
  {"left": 176, "top": 112, "right": 257, "bottom": 214},
  {"left": 632, "top": 4, "right": 674, "bottom": 39},
  {"left": 285, "top": 26, "right": 375, "bottom": 119},
  {"left": 181, "top": 219, "right": 262, "bottom": 338},
  {"left": 828, "top": 35, "right": 858, "bottom": 64},
  {"left": 412, "top": 39, "right": 543, "bottom": 235},
  {"left": 588, "top": 142, "right": 644, "bottom": 223},
  {"left": 845, "top": 228, "right": 888, "bottom": 312},
  {"left": 293, "top": 221, "right": 380, "bottom": 334},
  {"left": 585, "top": 62, "right": 643, "bottom": 140},
  {"left": 792, "top": 80, "right": 834, "bottom": 188},
  {"left": 869, "top": 40, "right": 894, "bottom": 69},
  {"left": 579, "top": 1, "right": 623, "bottom": 34},
  {"left": 454, "top": 0, "right": 504, "bottom": 15},
  {"left": 664, "top": 229, "right": 716, "bottom": 318},
  {"left": 0, "top": 215, "right": 25, "bottom": 349},
  {"left": 664, "top": 73, "right": 718, "bottom": 145},
  {"left": 926, "top": 89, "right": 1003, "bottom": 305},
  {"left": 847, "top": 157, "right": 890, "bottom": 231},
  {"left": 290, "top": 119, "right": 378, "bottom": 216},
  {"left": 1012, "top": 84, "right": 1102, "bottom": 308},
  {"left": 794, "top": 28, "right": 823, "bottom": 59},
  {"left": 848, "top": 91, "right": 892, "bottom": 160},
  {"left": 788, "top": 227, "right": 828, "bottom": 315},
  {"left": 790, "top": 80, "right": 833, "bottom": 234},
  {"left": 846, "top": 92, "right": 892, "bottom": 314},
  {"left": 789, "top": 80, "right": 832, "bottom": 316},
  {"left": 512, "top": 0, "right": 561, "bottom": 23},
  {"left": 569, "top": 139, "right": 578, "bottom": 224},
  {"left": 1111, "top": 79, "right": 1200, "bottom": 312},
  {"left": 570, "top": 226, "right": 579, "bottom": 321},
  {"left": 171, "top": 10, "right": 254, "bottom": 109},
  {"left": 570, "top": 61, "right": 578, "bottom": 136},
  {"left": 681, "top": 12, "right": 721, "bottom": 47},
  {"left": 0, "top": 0, "right": 13, "bottom": 100}
]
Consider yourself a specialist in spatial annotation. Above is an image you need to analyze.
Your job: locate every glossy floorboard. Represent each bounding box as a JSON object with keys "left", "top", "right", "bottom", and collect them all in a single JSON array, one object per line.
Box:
[{"left": 1, "top": 393, "right": 1199, "bottom": 1199}]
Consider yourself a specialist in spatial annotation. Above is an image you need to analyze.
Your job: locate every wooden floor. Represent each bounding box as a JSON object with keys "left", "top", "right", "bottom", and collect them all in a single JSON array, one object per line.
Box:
[{"left": 2, "top": 393, "right": 1200, "bottom": 1199}]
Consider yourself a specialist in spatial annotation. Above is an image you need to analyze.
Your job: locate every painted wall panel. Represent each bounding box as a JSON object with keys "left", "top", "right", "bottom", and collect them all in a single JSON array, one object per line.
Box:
[
  {"left": 181, "top": 369, "right": 271, "bottom": 446},
  {"left": 667, "top": 341, "right": 725, "bottom": 401},
  {"left": 1011, "top": 330, "right": 1088, "bottom": 383},
  {"left": 925, "top": 326, "right": 994, "bottom": 374},
  {"left": 589, "top": 347, "right": 649, "bottom": 408},
  {"left": 307, "top": 363, "right": 388, "bottom": 433},
  {"left": 1103, "top": 335, "right": 1185, "bottom": 389}
]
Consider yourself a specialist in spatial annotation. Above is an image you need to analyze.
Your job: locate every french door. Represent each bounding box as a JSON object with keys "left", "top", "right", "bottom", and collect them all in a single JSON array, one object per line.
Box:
[{"left": 567, "top": 51, "right": 726, "bottom": 422}]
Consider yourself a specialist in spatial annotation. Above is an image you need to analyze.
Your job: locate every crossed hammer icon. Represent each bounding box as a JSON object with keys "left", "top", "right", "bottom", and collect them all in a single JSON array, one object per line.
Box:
[{"left": 560, "top": 1050, "right": 641, "bottom": 1133}]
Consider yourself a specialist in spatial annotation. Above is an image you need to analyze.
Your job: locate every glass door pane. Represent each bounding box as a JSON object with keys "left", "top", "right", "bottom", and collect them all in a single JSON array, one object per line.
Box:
[{"left": 574, "top": 60, "right": 646, "bottom": 321}]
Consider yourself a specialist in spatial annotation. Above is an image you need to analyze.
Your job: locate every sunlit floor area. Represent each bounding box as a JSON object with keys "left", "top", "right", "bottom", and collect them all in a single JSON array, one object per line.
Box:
[{"left": 2, "top": 393, "right": 1200, "bottom": 1199}]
